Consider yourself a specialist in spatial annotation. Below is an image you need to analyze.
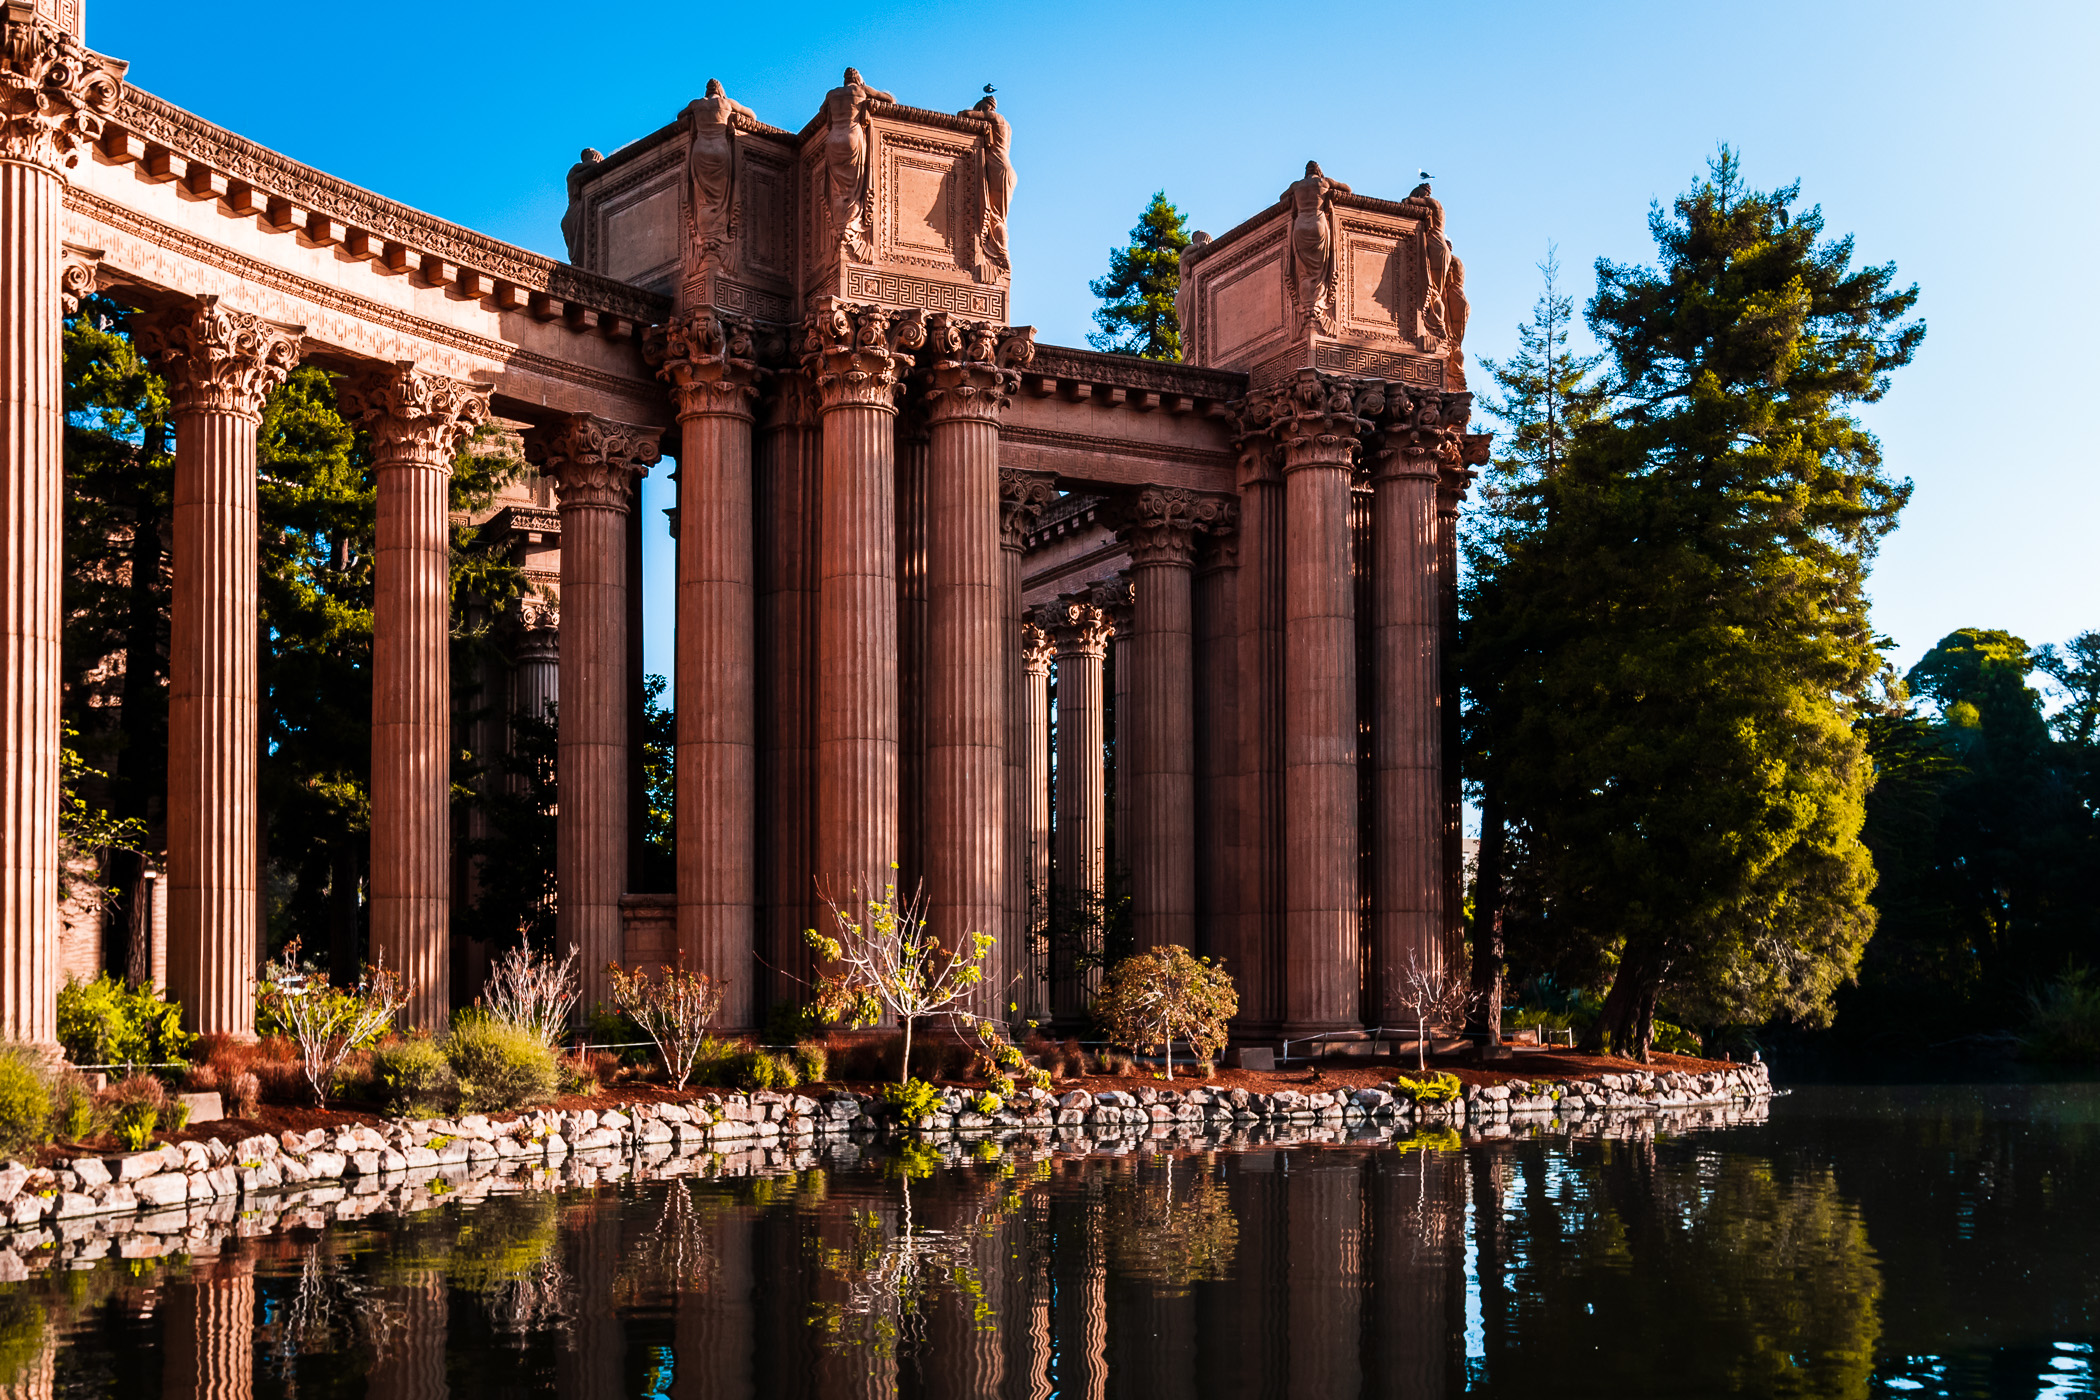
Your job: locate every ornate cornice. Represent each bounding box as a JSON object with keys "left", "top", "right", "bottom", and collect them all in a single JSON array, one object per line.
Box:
[
  {"left": 1020, "top": 621, "right": 1055, "bottom": 674},
  {"left": 134, "top": 296, "right": 301, "bottom": 421},
  {"left": 1026, "top": 343, "right": 1245, "bottom": 404},
  {"left": 921, "top": 315, "right": 1035, "bottom": 427},
  {"left": 58, "top": 240, "right": 98, "bottom": 313},
  {"left": 999, "top": 468, "right": 1058, "bottom": 552},
  {"left": 528, "top": 413, "right": 662, "bottom": 512},
  {"left": 0, "top": 14, "right": 122, "bottom": 176},
  {"left": 340, "top": 362, "right": 492, "bottom": 467},
  {"left": 1122, "top": 486, "right": 1236, "bottom": 568},
  {"left": 1046, "top": 598, "right": 1113, "bottom": 659},
  {"left": 801, "top": 298, "right": 924, "bottom": 414},
  {"left": 651, "top": 309, "right": 764, "bottom": 422}
]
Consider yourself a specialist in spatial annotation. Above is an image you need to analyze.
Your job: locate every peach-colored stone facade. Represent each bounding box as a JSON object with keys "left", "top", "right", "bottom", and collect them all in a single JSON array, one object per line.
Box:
[{"left": 2, "top": 22, "right": 1484, "bottom": 1044}]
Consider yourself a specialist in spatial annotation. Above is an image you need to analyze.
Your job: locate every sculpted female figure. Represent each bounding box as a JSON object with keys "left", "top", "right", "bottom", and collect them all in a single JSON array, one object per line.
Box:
[
  {"left": 963, "top": 92, "right": 1015, "bottom": 278},
  {"left": 1282, "top": 160, "right": 1350, "bottom": 333},
  {"left": 686, "top": 78, "right": 756, "bottom": 259},
  {"left": 822, "top": 67, "right": 894, "bottom": 260}
]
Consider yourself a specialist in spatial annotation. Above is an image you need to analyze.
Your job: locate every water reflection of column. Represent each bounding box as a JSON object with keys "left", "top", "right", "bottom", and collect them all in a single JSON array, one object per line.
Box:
[
  {"left": 368, "top": 1269, "right": 447, "bottom": 1399},
  {"left": 1366, "top": 1147, "right": 1466, "bottom": 1397},
  {"left": 161, "top": 1251, "right": 255, "bottom": 1400},
  {"left": 1286, "top": 1156, "right": 1363, "bottom": 1400},
  {"left": 1195, "top": 1152, "right": 1288, "bottom": 1398},
  {"left": 675, "top": 1188, "right": 752, "bottom": 1399},
  {"left": 921, "top": 1190, "right": 1007, "bottom": 1400},
  {"left": 1003, "top": 1191, "right": 1055, "bottom": 1400},
  {"left": 560, "top": 1200, "right": 623, "bottom": 1395},
  {"left": 1047, "top": 1175, "right": 1109, "bottom": 1400}
]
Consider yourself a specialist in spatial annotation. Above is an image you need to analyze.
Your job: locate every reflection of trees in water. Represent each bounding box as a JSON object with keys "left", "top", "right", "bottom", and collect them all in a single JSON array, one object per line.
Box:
[
  {"left": 1099, "top": 1154, "right": 1237, "bottom": 1293},
  {"left": 1476, "top": 1139, "right": 1883, "bottom": 1398},
  {"left": 619, "top": 1180, "right": 721, "bottom": 1298}
]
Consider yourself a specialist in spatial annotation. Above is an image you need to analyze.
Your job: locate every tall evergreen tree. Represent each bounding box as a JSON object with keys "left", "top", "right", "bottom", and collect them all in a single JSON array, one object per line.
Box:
[
  {"left": 1467, "top": 149, "right": 1923, "bottom": 1060},
  {"left": 1088, "top": 192, "right": 1189, "bottom": 360}
]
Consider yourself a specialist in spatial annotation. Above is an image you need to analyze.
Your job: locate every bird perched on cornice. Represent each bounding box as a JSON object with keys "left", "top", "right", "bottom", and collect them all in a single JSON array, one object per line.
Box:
[
  {"left": 984, "top": 83, "right": 996, "bottom": 94},
  {"left": 1419, "top": 169, "right": 1436, "bottom": 181}
]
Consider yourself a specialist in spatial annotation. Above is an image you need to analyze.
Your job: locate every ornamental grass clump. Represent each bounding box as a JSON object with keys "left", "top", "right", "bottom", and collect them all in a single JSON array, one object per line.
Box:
[
  {"left": 607, "top": 958, "right": 724, "bottom": 1091},
  {"left": 256, "top": 940, "right": 411, "bottom": 1105},
  {"left": 445, "top": 1013, "right": 560, "bottom": 1114},
  {"left": 1092, "top": 945, "right": 1237, "bottom": 1081},
  {"left": 106, "top": 1072, "right": 168, "bottom": 1151}
]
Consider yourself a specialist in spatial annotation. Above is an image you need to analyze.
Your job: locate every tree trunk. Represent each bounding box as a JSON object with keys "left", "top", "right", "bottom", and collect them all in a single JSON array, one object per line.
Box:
[{"left": 1469, "top": 786, "right": 1507, "bottom": 1048}]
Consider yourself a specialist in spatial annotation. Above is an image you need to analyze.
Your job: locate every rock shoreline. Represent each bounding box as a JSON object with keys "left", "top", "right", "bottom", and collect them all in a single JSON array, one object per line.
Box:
[{"left": 0, "top": 1062, "right": 1771, "bottom": 1236}]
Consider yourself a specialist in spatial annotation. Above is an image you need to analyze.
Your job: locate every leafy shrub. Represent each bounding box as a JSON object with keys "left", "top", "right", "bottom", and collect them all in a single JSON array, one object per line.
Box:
[
  {"left": 882, "top": 1076, "right": 941, "bottom": 1124},
  {"left": 0, "top": 1048, "right": 50, "bottom": 1155},
  {"left": 607, "top": 960, "right": 725, "bottom": 1091},
  {"left": 767, "top": 1000, "right": 827, "bottom": 1046},
  {"left": 1650, "top": 1019, "right": 1703, "bottom": 1057},
  {"left": 106, "top": 1072, "right": 167, "bottom": 1151},
  {"left": 445, "top": 1013, "right": 559, "bottom": 1113},
  {"left": 230, "top": 1072, "right": 260, "bottom": 1120},
  {"left": 970, "top": 1090, "right": 1004, "bottom": 1116},
  {"left": 792, "top": 1041, "right": 829, "bottom": 1084},
  {"left": 1093, "top": 946, "right": 1237, "bottom": 1080},
  {"left": 257, "top": 943, "right": 409, "bottom": 1105},
  {"left": 1392, "top": 1070, "right": 1463, "bottom": 1104},
  {"left": 2023, "top": 966, "right": 2100, "bottom": 1063},
  {"left": 49, "top": 1069, "right": 98, "bottom": 1143},
  {"left": 56, "top": 974, "right": 190, "bottom": 1067},
  {"left": 371, "top": 1035, "right": 459, "bottom": 1116},
  {"left": 738, "top": 1051, "right": 780, "bottom": 1092}
]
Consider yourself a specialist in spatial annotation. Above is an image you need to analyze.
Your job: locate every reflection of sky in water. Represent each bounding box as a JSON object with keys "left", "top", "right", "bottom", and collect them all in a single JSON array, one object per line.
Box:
[{"left": 0, "top": 1082, "right": 2092, "bottom": 1398}]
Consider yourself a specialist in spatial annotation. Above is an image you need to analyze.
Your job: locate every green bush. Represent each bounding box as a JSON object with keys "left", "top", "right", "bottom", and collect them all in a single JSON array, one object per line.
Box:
[
  {"left": 446, "top": 1013, "right": 559, "bottom": 1113},
  {"left": 56, "top": 975, "right": 191, "bottom": 1067},
  {"left": 2024, "top": 966, "right": 2100, "bottom": 1063},
  {"left": 371, "top": 1035, "right": 459, "bottom": 1116},
  {"left": 882, "top": 1076, "right": 941, "bottom": 1123},
  {"left": 107, "top": 1073, "right": 167, "bottom": 1151},
  {"left": 792, "top": 1041, "right": 828, "bottom": 1084},
  {"left": 0, "top": 1048, "right": 50, "bottom": 1155},
  {"left": 1651, "top": 1019, "right": 1703, "bottom": 1057},
  {"left": 738, "top": 1051, "right": 780, "bottom": 1092},
  {"left": 1392, "top": 1070, "right": 1463, "bottom": 1104},
  {"left": 49, "top": 1070, "right": 98, "bottom": 1143}
]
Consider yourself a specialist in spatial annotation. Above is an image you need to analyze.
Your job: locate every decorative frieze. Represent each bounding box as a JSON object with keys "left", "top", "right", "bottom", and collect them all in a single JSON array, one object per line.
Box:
[{"left": 136, "top": 297, "right": 302, "bottom": 422}]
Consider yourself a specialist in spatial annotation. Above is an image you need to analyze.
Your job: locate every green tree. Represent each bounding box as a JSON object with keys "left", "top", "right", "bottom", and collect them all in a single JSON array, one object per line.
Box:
[
  {"left": 1468, "top": 148, "right": 1922, "bottom": 1060},
  {"left": 1087, "top": 191, "right": 1189, "bottom": 360},
  {"left": 2036, "top": 630, "right": 2100, "bottom": 747}
]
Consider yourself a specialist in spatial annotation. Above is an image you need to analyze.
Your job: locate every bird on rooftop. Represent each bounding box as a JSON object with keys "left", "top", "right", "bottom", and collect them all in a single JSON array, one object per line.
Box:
[
  {"left": 1419, "top": 169, "right": 1436, "bottom": 181},
  {"left": 984, "top": 83, "right": 996, "bottom": 94}
]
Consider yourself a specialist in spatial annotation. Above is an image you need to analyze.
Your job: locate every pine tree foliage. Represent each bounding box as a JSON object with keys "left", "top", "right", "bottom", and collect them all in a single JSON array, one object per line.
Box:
[
  {"left": 1464, "top": 149, "right": 1923, "bottom": 1060},
  {"left": 1088, "top": 192, "right": 1190, "bottom": 360}
]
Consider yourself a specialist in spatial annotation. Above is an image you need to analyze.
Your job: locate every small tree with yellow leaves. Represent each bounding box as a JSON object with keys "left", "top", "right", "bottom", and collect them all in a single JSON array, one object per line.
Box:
[
  {"left": 1094, "top": 946, "right": 1236, "bottom": 1081},
  {"left": 805, "top": 873, "right": 994, "bottom": 1088}
]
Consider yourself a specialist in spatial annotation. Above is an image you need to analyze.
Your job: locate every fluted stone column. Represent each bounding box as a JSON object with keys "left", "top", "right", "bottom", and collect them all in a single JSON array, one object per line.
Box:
[
  {"left": 1271, "top": 371, "right": 1370, "bottom": 1036},
  {"left": 806, "top": 301, "right": 923, "bottom": 913},
  {"left": 343, "top": 365, "right": 489, "bottom": 1029},
  {"left": 0, "top": 26, "right": 120, "bottom": 1044},
  {"left": 536, "top": 416, "right": 659, "bottom": 1016},
  {"left": 1047, "top": 599, "right": 1112, "bottom": 1021},
  {"left": 1093, "top": 575, "right": 1134, "bottom": 896},
  {"left": 1121, "top": 489, "right": 1230, "bottom": 952},
  {"left": 1227, "top": 427, "right": 1286, "bottom": 1036},
  {"left": 755, "top": 372, "right": 818, "bottom": 1012},
  {"left": 1366, "top": 393, "right": 1451, "bottom": 1025},
  {"left": 512, "top": 601, "right": 560, "bottom": 722},
  {"left": 920, "top": 318, "right": 1029, "bottom": 1014},
  {"left": 1438, "top": 453, "right": 1474, "bottom": 979},
  {"left": 656, "top": 313, "right": 761, "bottom": 1028},
  {"left": 141, "top": 300, "right": 301, "bottom": 1037},
  {"left": 1018, "top": 622, "right": 1054, "bottom": 1020},
  {"left": 1194, "top": 521, "right": 1240, "bottom": 962},
  {"left": 999, "top": 467, "right": 1056, "bottom": 1009}
]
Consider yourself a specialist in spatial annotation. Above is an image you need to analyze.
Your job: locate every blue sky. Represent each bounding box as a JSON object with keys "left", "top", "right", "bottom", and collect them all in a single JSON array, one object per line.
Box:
[{"left": 98, "top": 0, "right": 2099, "bottom": 689}]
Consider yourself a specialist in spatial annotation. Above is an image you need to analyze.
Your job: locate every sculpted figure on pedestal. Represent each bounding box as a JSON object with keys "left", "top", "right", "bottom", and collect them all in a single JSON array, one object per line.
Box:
[
  {"left": 685, "top": 79, "right": 757, "bottom": 264},
  {"left": 1405, "top": 183, "right": 1469, "bottom": 354},
  {"left": 1174, "top": 231, "right": 1209, "bottom": 362},
  {"left": 1282, "top": 161, "right": 1351, "bottom": 336},
  {"left": 962, "top": 91, "right": 1015, "bottom": 281},
  {"left": 821, "top": 67, "right": 895, "bottom": 263},
  {"left": 559, "top": 148, "right": 603, "bottom": 261}
]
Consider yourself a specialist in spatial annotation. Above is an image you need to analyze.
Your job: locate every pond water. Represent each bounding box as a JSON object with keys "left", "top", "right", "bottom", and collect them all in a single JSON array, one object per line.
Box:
[{"left": 2, "top": 1081, "right": 2094, "bottom": 1399}]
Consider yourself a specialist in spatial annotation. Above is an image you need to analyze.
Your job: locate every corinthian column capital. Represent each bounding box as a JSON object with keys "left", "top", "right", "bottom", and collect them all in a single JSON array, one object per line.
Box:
[
  {"left": 1020, "top": 621, "right": 1055, "bottom": 676},
  {"left": 920, "top": 314, "right": 1035, "bottom": 426},
  {"left": 651, "top": 309, "right": 764, "bottom": 422},
  {"left": 1255, "top": 368, "right": 1380, "bottom": 473},
  {"left": 136, "top": 297, "right": 303, "bottom": 422},
  {"left": 0, "top": 12, "right": 123, "bottom": 175},
  {"left": 340, "top": 362, "right": 492, "bottom": 468},
  {"left": 1043, "top": 598, "right": 1113, "bottom": 659},
  {"left": 528, "top": 413, "right": 662, "bottom": 512},
  {"left": 1367, "top": 387, "right": 1474, "bottom": 482},
  {"left": 801, "top": 298, "right": 925, "bottom": 413},
  {"left": 58, "top": 241, "right": 98, "bottom": 313},
  {"left": 999, "top": 468, "right": 1058, "bottom": 551},
  {"left": 1122, "top": 486, "right": 1237, "bottom": 568}
]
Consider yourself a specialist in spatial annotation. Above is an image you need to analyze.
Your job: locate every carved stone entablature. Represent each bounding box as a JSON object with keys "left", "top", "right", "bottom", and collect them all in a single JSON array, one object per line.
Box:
[
  {"left": 341, "top": 362, "right": 492, "bottom": 467},
  {"left": 1366, "top": 387, "right": 1474, "bottom": 481},
  {"left": 801, "top": 297, "right": 924, "bottom": 412},
  {"left": 921, "top": 314, "right": 1035, "bottom": 425},
  {"left": 651, "top": 308, "right": 765, "bottom": 421},
  {"left": 527, "top": 414, "right": 663, "bottom": 512},
  {"left": 0, "top": 11, "right": 122, "bottom": 175},
  {"left": 135, "top": 296, "right": 302, "bottom": 422},
  {"left": 1121, "top": 486, "right": 1236, "bottom": 568},
  {"left": 999, "top": 468, "right": 1058, "bottom": 551},
  {"left": 1254, "top": 368, "right": 1380, "bottom": 472},
  {"left": 58, "top": 240, "right": 99, "bottom": 313},
  {"left": 1020, "top": 621, "right": 1055, "bottom": 674},
  {"left": 1046, "top": 598, "right": 1113, "bottom": 659}
]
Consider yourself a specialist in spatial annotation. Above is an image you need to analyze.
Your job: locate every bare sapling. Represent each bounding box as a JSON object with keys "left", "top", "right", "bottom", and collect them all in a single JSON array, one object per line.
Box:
[
  {"left": 805, "top": 872, "right": 995, "bottom": 1087},
  {"left": 1399, "top": 946, "right": 1475, "bottom": 1072},
  {"left": 606, "top": 957, "right": 724, "bottom": 1091},
  {"left": 257, "top": 939, "right": 411, "bottom": 1105},
  {"left": 482, "top": 942, "right": 581, "bottom": 1048}
]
